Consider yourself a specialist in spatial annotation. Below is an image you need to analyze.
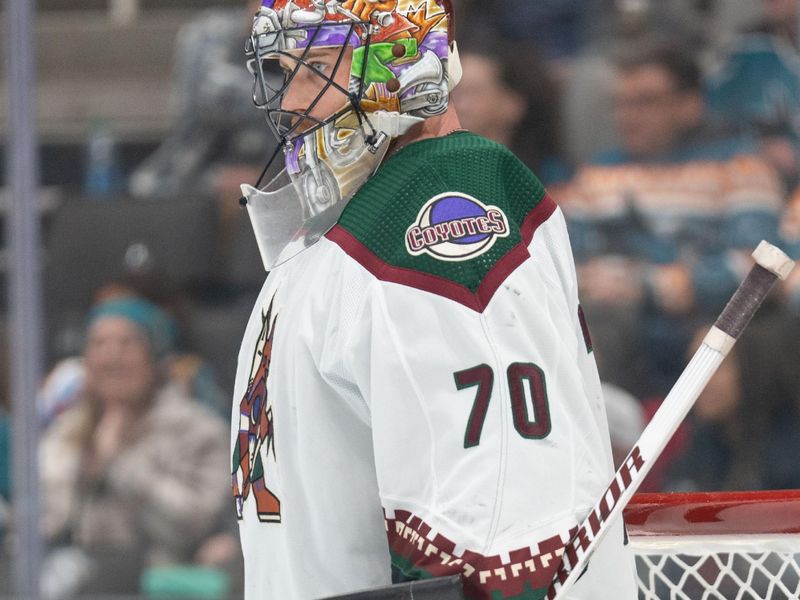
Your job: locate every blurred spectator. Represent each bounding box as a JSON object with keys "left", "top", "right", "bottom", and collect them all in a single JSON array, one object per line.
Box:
[
  {"left": 128, "top": 0, "right": 276, "bottom": 299},
  {"left": 39, "top": 298, "right": 231, "bottom": 597},
  {"left": 780, "top": 184, "right": 800, "bottom": 310},
  {"left": 560, "top": 0, "right": 714, "bottom": 168},
  {"left": 561, "top": 49, "right": 619, "bottom": 167},
  {"left": 638, "top": 394, "right": 691, "bottom": 493},
  {"left": 38, "top": 358, "right": 85, "bottom": 430},
  {"left": 129, "top": 0, "right": 275, "bottom": 202},
  {"left": 666, "top": 319, "right": 800, "bottom": 491},
  {"left": 95, "top": 273, "right": 226, "bottom": 404},
  {"left": 602, "top": 382, "right": 645, "bottom": 468},
  {"left": 553, "top": 1, "right": 762, "bottom": 165},
  {"left": 455, "top": 0, "right": 590, "bottom": 63},
  {"left": 452, "top": 38, "right": 570, "bottom": 185},
  {"left": 578, "top": 0, "right": 713, "bottom": 55},
  {"left": 491, "top": 0, "right": 591, "bottom": 62},
  {"left": 0, "top": 320, "right": 10, "bottom": 504},
  {"left": 457, "top": 1, "right": 719, "bottom": 65},
  {"left": 41, "top": 277, "right": 228, "bottom": 425},
  {"left": 782, "top": 184, "right": 800, "bottom": 251},
  {"left": 706, "top": 0, "right": 800, "bottom": 190},
  {"left": 562, "top": 40, "right": 784, "bottom": 395},
  {"left": 667, "top": 326, "right": 747, "bottom": 491},
  {"left": 0, "top": 415, "right": 8, "bottom": 555},
  {"left": 0, "top": 414, "right": 7, "bottom": 503}
]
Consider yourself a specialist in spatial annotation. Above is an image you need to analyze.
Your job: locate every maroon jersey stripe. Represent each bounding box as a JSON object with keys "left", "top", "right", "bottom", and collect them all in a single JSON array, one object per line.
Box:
[{"left": 327, "top": 195, "right": 557, "bottom": 313}]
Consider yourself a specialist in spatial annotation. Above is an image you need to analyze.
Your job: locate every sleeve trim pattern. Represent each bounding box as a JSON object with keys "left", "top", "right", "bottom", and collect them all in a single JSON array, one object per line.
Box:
[
  {"left": 386, "top": 508, "right": 576, "bottom": 600},
  {"left": 326, "top": 195, "right": 557, "bottom": 313}
]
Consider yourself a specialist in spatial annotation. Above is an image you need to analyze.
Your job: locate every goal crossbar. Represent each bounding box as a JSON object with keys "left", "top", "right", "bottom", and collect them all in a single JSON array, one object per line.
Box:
[{"left": 626, "top": 491, "right": 800, "bottom": 600}]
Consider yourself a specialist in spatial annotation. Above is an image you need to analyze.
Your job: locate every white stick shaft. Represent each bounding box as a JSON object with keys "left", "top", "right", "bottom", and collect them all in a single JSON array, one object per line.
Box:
[
  {"left": 547, "top": 241, "right": 795, "bottom": 599},
  {"left": 547, "top": 343, "right": 724, "bottom": 599},
  {"left": 639, "top": 342, "right": 725, "bottom": 461}
]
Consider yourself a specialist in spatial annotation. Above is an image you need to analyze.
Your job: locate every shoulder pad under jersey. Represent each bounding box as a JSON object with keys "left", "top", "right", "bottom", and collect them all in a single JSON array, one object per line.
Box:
[{"left": 327, "top": 132, "right": 557, "bottom": 312}]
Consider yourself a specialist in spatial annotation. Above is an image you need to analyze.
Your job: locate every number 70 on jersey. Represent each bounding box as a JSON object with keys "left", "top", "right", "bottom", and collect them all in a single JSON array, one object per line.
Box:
[{"left": 454, "top": 362, "right": 552, "bottom": 448}]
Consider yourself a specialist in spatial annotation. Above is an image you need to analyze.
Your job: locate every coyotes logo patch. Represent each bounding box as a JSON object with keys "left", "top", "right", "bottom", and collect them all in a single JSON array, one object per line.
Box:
[
  {"left": 405, "top": 192, "right": 510, "bottom": 261},
  {"left": 232, "top": 297, "right": 281, "bottom": 523}
]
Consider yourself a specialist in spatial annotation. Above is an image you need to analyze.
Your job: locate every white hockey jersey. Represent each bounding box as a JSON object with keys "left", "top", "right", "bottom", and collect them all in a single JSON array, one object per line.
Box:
[{"left": 230, "top": 132, "right": 637, "bottom": 599}]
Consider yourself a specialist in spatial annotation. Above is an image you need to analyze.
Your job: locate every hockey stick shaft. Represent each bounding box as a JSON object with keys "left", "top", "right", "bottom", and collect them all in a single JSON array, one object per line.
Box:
[{"left": 546, "top": 241, "right": 795, "bottom": 600}]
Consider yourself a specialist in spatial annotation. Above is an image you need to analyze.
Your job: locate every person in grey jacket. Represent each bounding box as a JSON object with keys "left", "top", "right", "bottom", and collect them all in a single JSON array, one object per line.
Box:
[{"left": 40, "top": 298, "right": 230, "bottom": 596}]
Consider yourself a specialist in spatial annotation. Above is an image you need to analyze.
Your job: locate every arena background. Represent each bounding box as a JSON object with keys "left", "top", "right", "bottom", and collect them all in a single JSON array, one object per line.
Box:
[{"left": 2, "top": 1, "right": 799, "bottom": 598}]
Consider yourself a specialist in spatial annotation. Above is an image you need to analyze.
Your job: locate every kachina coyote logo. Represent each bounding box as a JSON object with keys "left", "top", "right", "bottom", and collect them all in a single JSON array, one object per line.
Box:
[
  {"left": 405, "top": 192, "right": 510, "bottom": 261},
  {"left": 232, "top": 296, "right": 281, "bottom": 523}
]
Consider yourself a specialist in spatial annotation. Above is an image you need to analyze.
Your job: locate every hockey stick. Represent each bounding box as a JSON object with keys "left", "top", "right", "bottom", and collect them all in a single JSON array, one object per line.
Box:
[{"left": 546, "top": 241, "right": 796, "bottom": 600}]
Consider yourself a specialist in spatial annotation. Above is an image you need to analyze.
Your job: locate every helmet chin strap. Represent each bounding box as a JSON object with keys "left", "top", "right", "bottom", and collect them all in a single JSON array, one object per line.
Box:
[
  {"left": 352, "top": 100, "right": 425, "bottom": 150},
  {"left": 364, "top": 111, "right": 424, "bottom": 140},
  {"left": 447, "top": 41, "right": 463, "bottom": 91}
]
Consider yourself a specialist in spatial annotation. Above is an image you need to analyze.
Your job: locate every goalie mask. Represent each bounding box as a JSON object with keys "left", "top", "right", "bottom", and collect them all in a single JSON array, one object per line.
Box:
[{"left": 241, "top": 0, "right": 461, "bottom": 269}]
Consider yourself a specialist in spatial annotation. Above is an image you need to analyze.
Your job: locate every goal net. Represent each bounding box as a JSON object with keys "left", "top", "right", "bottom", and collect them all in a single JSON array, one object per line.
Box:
[{"left": 626, "top": 491, "right": 800, "bottom": 600}]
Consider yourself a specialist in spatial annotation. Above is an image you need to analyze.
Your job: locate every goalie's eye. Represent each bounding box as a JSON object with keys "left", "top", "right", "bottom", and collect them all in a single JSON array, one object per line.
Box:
[{"left": 308, "top": 61, "right": 328, "bottom": 75}]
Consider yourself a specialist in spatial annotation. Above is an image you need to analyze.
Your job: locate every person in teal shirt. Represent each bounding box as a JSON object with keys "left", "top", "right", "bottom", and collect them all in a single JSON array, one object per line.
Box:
[{"left": 706, "top": 0, "right": 800, "bottom": 190}]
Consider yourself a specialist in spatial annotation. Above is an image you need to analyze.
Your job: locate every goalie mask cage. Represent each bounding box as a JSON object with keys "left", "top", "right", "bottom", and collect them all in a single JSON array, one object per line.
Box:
[{"left": 625, "top": 491, "right": 800, "bottom": 600}]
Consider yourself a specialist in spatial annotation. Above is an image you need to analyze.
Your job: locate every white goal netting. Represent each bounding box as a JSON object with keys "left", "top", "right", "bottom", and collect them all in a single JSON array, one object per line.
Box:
[
  {"left": 626, "top": 492, "right": 800, "bottom": 600},
  {"left": 632, "top": 535, "right": 800, "bottom": 599}
]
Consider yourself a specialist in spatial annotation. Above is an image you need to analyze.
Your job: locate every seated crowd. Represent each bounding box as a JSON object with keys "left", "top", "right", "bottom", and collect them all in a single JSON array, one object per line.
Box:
[
  {"left": 1, "top": 0, "right": 799, "bottom": 596},
  {"left": 456, "top": 0, "right": 800, "bottom": 492}
]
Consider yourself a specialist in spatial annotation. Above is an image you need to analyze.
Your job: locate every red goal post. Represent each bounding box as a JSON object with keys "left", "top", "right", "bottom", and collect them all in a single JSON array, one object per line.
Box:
[{"left": 625, "top": 491, "right": 800, "bottom": 599}]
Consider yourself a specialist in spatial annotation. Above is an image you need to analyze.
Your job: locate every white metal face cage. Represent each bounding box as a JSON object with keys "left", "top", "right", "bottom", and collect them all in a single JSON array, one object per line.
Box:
[{"left": 246, "top": 20, "right": 365, "bottom": 144}]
